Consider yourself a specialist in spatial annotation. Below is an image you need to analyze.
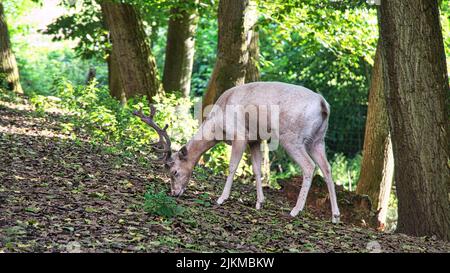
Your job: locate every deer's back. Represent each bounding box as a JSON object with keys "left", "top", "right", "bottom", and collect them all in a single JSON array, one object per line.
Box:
[
  {"left": 214, "top": 81, "right": 325, "bottom": 116},
  {"left": 207, "top": 82, "right": 328, "bottom": 141}
]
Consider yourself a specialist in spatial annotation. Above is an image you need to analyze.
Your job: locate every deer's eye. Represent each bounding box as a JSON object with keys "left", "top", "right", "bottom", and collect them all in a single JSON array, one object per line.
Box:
[{"left": 172, "top": 170, "right": 178, "bottom": 177}]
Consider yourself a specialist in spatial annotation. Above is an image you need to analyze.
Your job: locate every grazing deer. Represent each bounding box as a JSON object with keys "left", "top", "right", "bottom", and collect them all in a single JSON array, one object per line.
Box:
[{"left": 134, "top": 82, "right": 340, "bottom": 223}]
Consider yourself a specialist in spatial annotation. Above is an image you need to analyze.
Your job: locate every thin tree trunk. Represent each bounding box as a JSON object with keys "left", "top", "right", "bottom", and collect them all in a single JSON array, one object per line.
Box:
[
  {"left": 356, "top": 43, "right": 394, "bottom": 229},
  {"left": 85, "top": 66, "right": 96, "bottom": 85},
  {"left": 163, "top": 0, "right": 199, "bottom": 97},
  {"left": 0, "top": 3, "right": 23, "bottom": 94},
  {"left": 100, "top": 1, "right": 162, "bottom": 101},
  {"left": 150, "top": 20, "right": 159, "bottom": 49},
  {"left": 202, "top": 0, "right": 256, "bottom": 113},
  {"left": 379, "top": 0, "right": 450, "bottom": 240},
  {"left": 245, "top": 26, "right": 259, "bottom": 83}
]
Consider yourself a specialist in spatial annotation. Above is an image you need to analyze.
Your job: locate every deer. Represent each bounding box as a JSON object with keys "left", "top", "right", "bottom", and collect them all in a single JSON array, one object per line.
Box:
[{"left": 134, "top": 81, "right": 340, "bottom": 223}]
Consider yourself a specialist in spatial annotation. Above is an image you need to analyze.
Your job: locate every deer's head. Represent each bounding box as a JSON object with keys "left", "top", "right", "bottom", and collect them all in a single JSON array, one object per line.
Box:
[
  {"left": 164, "top": 146, "right": 193, "bottom": 196},
  {"left": 133, "top": 105, "right": 192, "bottom": 197}
]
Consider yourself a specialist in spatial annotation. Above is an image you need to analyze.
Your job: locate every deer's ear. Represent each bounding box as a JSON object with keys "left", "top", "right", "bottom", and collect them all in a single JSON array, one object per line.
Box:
[{"left": 179, "top": 146, "right": 188, "bottom": 160}]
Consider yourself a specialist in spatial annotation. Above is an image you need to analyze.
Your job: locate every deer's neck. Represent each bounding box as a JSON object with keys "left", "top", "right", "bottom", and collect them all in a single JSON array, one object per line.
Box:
[{"left": 185, "top": 122, "right": 217, "bottom": 168}]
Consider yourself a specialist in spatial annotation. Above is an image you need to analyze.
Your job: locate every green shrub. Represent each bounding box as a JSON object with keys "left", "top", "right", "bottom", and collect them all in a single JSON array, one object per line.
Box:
[
  {"left": 30, "top": 78, "right": 199, "bottom": 151},
  {"left": 144, "top": 185, "right": 184, "bottom": 218},
  {"left": 269, "top": 149, "right": 362, "bottom": 191},
  {"left": 330, "top": 153, "right": 362, "bottom": 191},
  {"left": 0, "top": 89, "right": 19, "bottom": 103},
  {"left": 202, "top": 143, "right": 252, "bottom": 178}
]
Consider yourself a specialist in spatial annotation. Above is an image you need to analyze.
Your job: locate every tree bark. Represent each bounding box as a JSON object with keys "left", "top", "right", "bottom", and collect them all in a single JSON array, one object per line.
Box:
[
  {"left": 85, "top": 66, "right": 96, "bottom": 85},
  {"left": 379, "top": 0, "right": 450, "bottom": 240},
  {"left": 107, "top": 49, "right": 126, "bottom": 104},
  {"left": 0, "top": 3, "right": 23, "bottom": 94},
  {"left": 356, "top": 43, "right": 394, "bottom": 229},
  {"left": 202, "top": 0, "right": 256, "bottom": 113},
  {"left": 100, "top": 1, "right": 162, "bottom": 101},
  {"left": 245, "top": 26, "right": 259, "bottom": 83},
  {"left": 163, "top": 0, "right": 199, "bottom": 97}
]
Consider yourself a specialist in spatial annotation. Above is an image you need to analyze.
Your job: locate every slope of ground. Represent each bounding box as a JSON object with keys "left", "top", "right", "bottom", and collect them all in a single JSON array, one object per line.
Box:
[{"left": 0, "top": 95, "right": 449, "bottom": 253}]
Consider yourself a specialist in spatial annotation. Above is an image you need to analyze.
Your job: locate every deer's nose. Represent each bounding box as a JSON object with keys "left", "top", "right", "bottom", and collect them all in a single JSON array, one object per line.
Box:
[{"left": 170, "top": 188, "right": 185, "bottom": 197}]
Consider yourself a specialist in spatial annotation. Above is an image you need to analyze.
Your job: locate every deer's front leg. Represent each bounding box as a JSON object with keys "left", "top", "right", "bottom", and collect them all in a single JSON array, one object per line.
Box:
[
  {"left": 250, "top": 142, "right": 265, "bottom": 209},
  {"left": 217, "top": 140, "right": 247, "bottom": 205}
]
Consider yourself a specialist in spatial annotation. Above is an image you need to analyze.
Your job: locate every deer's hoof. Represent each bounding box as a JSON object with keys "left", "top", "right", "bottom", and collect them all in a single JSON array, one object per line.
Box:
[
  {"left": 332, "top": 214, "right": 340, "bottom": 224},
  {"left": 289, "top": 208, "right": 300, "bottom": 217},
  {"left": 256, "top": 202, "right": 262, "bottom": 210},
  {"left": 217, "top": 197, "right": 226, "bottom": 205}
]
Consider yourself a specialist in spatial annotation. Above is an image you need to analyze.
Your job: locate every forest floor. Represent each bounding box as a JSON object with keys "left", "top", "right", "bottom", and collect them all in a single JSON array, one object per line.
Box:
[{"left": 1, "top": 95, "right": 450, "bottom": 253}]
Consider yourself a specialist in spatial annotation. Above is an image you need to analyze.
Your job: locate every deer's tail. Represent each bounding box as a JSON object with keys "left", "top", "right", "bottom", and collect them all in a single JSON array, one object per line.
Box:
[{"left": 315, "top": 98, "right": 330, "bottom": 140}]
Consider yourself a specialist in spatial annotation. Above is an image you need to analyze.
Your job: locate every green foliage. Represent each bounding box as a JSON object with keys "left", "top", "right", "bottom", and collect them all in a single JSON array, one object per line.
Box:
[
  {"left": 15, "top": 44, "right": 108, "bottom": 96},
  {"left": 259, "top": 2, "right": 377, "bottom": 156},
  {"left": 190, "top": 13, "right": 218, "bottom": 96},
  {"left": 2, "top": 0, "right": 39, "bottom": 36},
  {"left": 202, "top": 143, "right": 253, "bottom": 178},
  {"left": 44, "top": 0, "right": 108, "bottom": 60},
  {"left": 0, "top": 89, "right": 19, "bottom": 103},
  {"left": 385, "top": 187, "right": 398, "bottom": 232},
  {"left": 269, "top": 149, "right": 362, "bottom": 191},
  {"left": 192, "top": 193, "right": 212, "bottom": 207},
  {"left": 30, "top": 78, "right": 198, "bottom": 152},
  {"left": 330, "top": 153, "right": 362, "bottom": 191},
  {"left": 144, "top": 184, "right": 184, "bottom": 218},
  {"left": 0, "top": 73, "right": 9, "bottom": 91}
]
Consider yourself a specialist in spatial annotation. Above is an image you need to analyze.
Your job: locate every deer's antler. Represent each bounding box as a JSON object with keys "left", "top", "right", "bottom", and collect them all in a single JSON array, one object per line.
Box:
[{"left": 133, "top": 105, "right": 172, "bottom": 162}]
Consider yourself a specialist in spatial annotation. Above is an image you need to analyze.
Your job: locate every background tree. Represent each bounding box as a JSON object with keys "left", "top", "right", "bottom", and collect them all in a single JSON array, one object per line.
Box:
[
  {"left": 244, "top": 25, "right": 259, "bottom": 83},
  {"left": 379, "top": 0, "right": 450, "bottom": 240},
  {"left": 356, "top": 43, "right": 394, "bottom": 229},
  {"left": 0, "top": 3, "right": 23, "bottom": 94},
  {"left": 107, "top": 48, "right": 125, "bottom": 103},
  {"left": 100, "top": 0, "right": 162, "bottom": 101},
  {"left": 202, "top": 0, "right": 256, "bottom": 112},
  {"left": 162, "top": 0, "right": 199, "bottom": 97}
]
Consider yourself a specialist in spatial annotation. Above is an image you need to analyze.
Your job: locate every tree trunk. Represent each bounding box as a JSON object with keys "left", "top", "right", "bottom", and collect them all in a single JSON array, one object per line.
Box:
[
  {"left": 356, "top": 43, "right": 394, "bottom": 229},
  {"left": 0, "top": 3, "right": 23, "bottom": 94},
  {"left": 379, "top": 0, "right": 450, "bottom": 240},
  {"left": 163, "top": 0, "right": 199, "bottom": 97},
  {"left": 150, "top": 20, "right": 159, "bottom": 50},
  {"left": 245, "top": 26, "right": 259, "bottom": 83},
  {"left": 85, "top": 66, "right": 96, "bottom": 85},
  {"left": 107, "top": 50, "right": 126, "bottom": 104},
  {"left": 100, "top": 1, "right": 162, "bottom": 101},
  {"left": 202, "top": 0, "right": 256, "bottom": 113}
]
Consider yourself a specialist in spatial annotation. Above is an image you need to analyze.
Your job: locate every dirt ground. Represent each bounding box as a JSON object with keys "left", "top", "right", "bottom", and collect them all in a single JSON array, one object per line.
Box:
[{"left": 1, "top": 96, "right": 449, "bottom": 253}]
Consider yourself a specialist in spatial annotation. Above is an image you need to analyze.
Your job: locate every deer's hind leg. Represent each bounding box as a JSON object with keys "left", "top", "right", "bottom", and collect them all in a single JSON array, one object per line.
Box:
[
  {"left": 217, "top": 139, "right": 247, "bottom": 205},
  {"left": 281, "top": 136, "right": 316, "bottom": 217},
  {"left": 309, "top": 140, "right": 340, "bottom": 223}
]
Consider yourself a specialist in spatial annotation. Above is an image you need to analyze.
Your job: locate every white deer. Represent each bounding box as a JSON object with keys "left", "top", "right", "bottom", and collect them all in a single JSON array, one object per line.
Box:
[{"left": 134, "top": 82, "right": 340, "bottom": 223}]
